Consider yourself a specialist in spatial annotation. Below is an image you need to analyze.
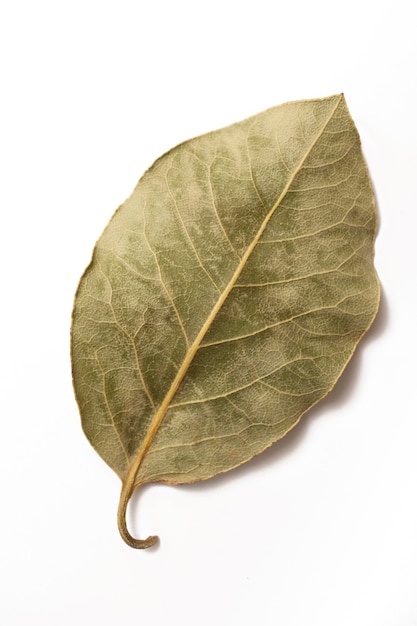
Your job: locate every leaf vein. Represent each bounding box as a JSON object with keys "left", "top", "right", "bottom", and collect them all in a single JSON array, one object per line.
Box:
[
  {"left": 142, "top": 200, "right": 190, "bottom": 348},
  {"left": 201, "top": 293, "right": 365, "bottom": 348},
  {"left": 236, "top": 242, "right": 367, "bottom": 288},
  {"left": 165, "top": 167, "right": 222, "bottom": 293},
  {"left": 96, "top": 260, "right": 156, "bottom": 412},
  {"left": 170, "top": 355, "right": 324, "bottom": 408}
]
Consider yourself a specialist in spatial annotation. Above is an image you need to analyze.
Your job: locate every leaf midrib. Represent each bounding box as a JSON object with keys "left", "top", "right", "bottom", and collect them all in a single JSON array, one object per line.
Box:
[{"left": 126, "top": 94, "right": 343, "bottom": 489}]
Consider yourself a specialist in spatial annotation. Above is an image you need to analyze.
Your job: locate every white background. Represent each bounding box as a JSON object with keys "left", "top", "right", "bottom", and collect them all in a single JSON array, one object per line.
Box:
[{"left": 1, "top": 1, "right": 416, "bottom": 624}]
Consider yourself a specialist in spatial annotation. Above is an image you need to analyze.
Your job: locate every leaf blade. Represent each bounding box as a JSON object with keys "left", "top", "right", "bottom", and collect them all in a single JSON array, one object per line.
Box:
[{"left": 71, "top": 94, "right": 379, "bottom": 541}]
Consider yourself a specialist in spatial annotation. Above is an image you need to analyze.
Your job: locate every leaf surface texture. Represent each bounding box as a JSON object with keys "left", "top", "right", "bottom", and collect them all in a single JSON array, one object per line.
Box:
[{"left": 71, "top": 94, "right": 379, "bottom": 545}]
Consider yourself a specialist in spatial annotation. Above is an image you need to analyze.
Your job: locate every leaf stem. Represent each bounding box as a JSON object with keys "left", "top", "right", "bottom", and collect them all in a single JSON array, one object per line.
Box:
[{"left": 117, "top": 479, "right": 158, "bottom": 549}]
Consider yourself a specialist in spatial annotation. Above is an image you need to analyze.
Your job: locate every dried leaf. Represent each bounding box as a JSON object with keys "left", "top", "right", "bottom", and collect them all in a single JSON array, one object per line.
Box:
[{"left": 71, "top": 94, "right": 379, "bottom": 548}]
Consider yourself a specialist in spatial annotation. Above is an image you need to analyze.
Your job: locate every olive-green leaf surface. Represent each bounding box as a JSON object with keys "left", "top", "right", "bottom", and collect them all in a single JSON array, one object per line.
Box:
[{"left": 71, "top": 94, "right": 379, "bottom": 548}]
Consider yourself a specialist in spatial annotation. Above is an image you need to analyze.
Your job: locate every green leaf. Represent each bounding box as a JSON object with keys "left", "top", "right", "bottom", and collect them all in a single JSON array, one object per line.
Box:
[{"left": 71, "top": 94, "right": 379, "bottom": 548}]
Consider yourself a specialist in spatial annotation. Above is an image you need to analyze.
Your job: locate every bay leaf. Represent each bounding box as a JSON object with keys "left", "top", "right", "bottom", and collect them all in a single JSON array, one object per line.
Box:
[{"left": 71, "top": 94, "right": 379, "bottom": 548}]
